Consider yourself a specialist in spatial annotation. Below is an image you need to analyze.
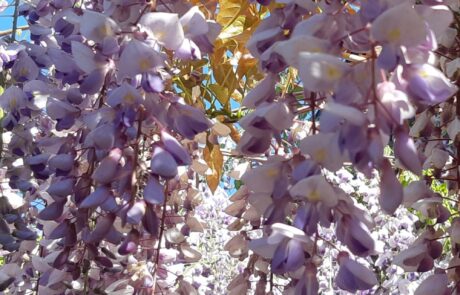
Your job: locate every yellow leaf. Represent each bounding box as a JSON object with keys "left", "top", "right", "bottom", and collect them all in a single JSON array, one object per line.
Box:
[
  {"left": 218, "top": 15, "right": 245, "bottom": 40},
  {"left": 231, "top": 89, "right": 242, "bottom": 103},
  {"left": 216, "top": 0, "right": 249, "bottom": 29},
  {"left": 236, "top": 56, "right": 258, "bottom": 79},
  {"left": 212, "top": 63, "right": 237, "bottom": 94},
  {"left": 208, "top": 84, "right": 230, "bottom": 106},
  {"left": 203, "top": 144, "right": 224, "bottom": 193},
  {"left": 229, "top": 125, "right": 241, "bottom": 143},
  {"left": 192, "top": 86, "right": 201, "bottom": 103}
]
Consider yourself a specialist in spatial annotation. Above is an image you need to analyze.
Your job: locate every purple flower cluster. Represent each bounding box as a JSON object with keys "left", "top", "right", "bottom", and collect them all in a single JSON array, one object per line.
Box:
[
  {"left": 0, "top": 0, "right": 222, "bottom": 293},
  {"left": 226, "top": 0, "right": 459, "bottom": 293},
  {"left": 0, "top": 0, "right": 459, "bottom": 293}
]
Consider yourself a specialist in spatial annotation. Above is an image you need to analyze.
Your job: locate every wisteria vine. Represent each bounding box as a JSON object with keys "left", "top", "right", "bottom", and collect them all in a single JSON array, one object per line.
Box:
[
  {"left": 0, "top": 0, "right": 459, "bottom": 294},
  {"left": 225, "top": 0, "right": 460, "bottom": 294},
  {"left": 0, "top": 0, "right": 222, "bottom": 293}
]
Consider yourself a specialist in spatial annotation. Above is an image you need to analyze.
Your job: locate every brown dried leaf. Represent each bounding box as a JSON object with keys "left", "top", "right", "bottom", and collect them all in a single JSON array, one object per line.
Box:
[
  {"left": 224, "top": 199, "right": 246, "bottom": 217},
  {"left": 186, "top": 216, "right": 205, "bottom": 232},
  {"left": 229, "top": 124, "right": 241, "bottom": 143},
  {"left": 229, "top": 185, "right": 249, "bottom": 201},
  {"left": 224, "top": 233, "right": 248, "bottom": 257},
  {"left": 227, "top": 218, "right": 246, "bottom": 231},
  {"left": 203, "top": 144, "right": 224, "bottom": 193},
  {"left": 181, "top": 244, "right": 202, "bottom": 263},
  {"left": 242, "top": 205, "right": 261, "bottom": 221}
]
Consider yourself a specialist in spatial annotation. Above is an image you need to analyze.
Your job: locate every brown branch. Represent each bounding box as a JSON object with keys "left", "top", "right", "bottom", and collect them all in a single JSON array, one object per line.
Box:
[
  {"left": 309, "top": 91, "right": 317, "bottom": 134},
  {"left": 153, "top": 184, "right": 168, "bottom": 292},
  {"left": 134, "top": 4, "right": 150, "bottom": 26},
  {"left": 0, "top": 25, "right": 28, "bottom": 38}
]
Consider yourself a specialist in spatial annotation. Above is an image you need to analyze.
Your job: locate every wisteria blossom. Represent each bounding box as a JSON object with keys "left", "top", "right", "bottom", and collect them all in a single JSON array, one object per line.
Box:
[{"left": 0, "top": 0, "right": 459, "bottom": 294}]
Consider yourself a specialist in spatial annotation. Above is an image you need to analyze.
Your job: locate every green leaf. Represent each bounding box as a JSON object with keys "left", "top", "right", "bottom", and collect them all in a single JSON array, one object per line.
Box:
[{"left": 234, "top": 179, "right": 243, "bottom": 190}]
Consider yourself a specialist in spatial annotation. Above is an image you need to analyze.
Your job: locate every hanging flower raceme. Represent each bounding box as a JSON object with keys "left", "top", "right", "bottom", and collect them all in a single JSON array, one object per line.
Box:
[
  {"left": 232, "top": 0, "right": 458, "bottom": 293},
  {"left": 249, "top": 223, "right": 313, "bottom": 274},
  {"left": 0, "top": 0, "right": 222, "bottom": 293},
  {"left": 335, "top": 252, "right": 378, "bottom": 292},
  {"left": 0, "top": 0, "right": 459, "bottom": 293}
]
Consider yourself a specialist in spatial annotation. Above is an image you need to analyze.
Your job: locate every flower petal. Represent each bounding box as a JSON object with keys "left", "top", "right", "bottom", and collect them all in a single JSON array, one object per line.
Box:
[
  {"left": 379, "top": 160, "right": 403, "bottom": 214},
  {"left": 371, "top": 3, "right": 427, "bottom": 46},
  {"left": 298, "top": 53, "right": 348, "bottom": 92},
  {"left": 118, "top": 39, "right": 164, "bottom": 79},
  {"left": 299, "top": 132, "right": 344, "bottom": 172},
  {"left": 80, "top": 11, "right": 119, "bottom": 43},
  {"left": 143, "top": 176, "right": 165, "bottom": 205},
  {"left": 140, "top": 12, "right": 184, "bottom": 50},
  {"left": 394, "top": 129, "right": 422, "bottom": 175},
  {"left": 180, "top": 6, "right": 208, "bottom": 37},
  {"left": 289, "top": 175, "right": 338, "bottom": 207},
  {"left": 414, "top": 273, "right": 448, "bottom": 295},
  {"left": 336, "top": 258, "right": 378, "bottom": 292}
]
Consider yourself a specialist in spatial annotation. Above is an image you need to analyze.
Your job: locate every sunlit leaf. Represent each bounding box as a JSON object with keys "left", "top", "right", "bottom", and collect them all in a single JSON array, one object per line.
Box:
[{"left": 203, "top": 143, "right": 224, "bottom": 193}]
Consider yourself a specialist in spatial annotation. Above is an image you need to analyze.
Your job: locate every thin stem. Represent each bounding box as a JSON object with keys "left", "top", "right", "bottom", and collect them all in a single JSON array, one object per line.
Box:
[
  {"left": 83, "top": 270, "right": 89, "bottom": 295},
  {"left": 427, "top": 235, "right": 449, "bottom": 241},
  {"left": 317, "top": 233, "right": 341, "bottom": 251},
  {"left": 451, "top": 280, "right": 460, "bottom": 295},
  {"left": 269, "top": 272, "right": 273, "bottom": 293},
  {"left": 429, "top": 176, "right": 458, "bottom": 181},
  {"left": 456, "top": 77, "right": 460, "bottom": 204},
  {"left": 157, "top": 0, "right": 173, "bottom": 13},
  {"left": 441, "top": 165, "right": 458, "bottom": 173},
  {"left": 11, "top": 0, "right": 20, "bottom": 41},
  {"left": 220, "top": 150, "right": 266, "bottom": 162},
  {"left": 131, "top": 108, "right": 144, "bottom": 198},
  {"left": 134, "top": 4, "right": 150, "bottom": 25},
  {"left": 435, "top": 50, "right": 453, "bottom": 61},
  {"left": 153, "top": 185, "right": 168, "bottom": 291},
  {"left": 34, "top": 245, "right": 44, "bottom": 294},
  {"left": 332, "top": 26, "right": 368, "bottom": 44},
  {"left": 80, "top": 246, "right": 88, "bottom": 294},
  {"left": 371, "top": 44, "right": 378, "bottom": 103},
  {"left": 281, "top": 68, "right": 295, "bottom": 97},
  {"left": 308, "top": 91, "right": 317, "bottom": 134}
]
